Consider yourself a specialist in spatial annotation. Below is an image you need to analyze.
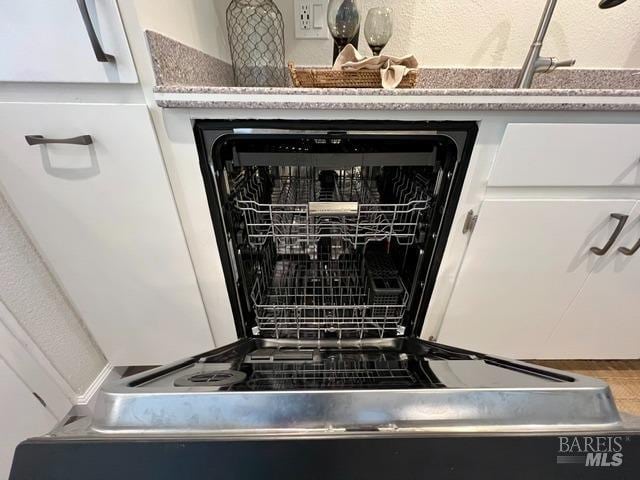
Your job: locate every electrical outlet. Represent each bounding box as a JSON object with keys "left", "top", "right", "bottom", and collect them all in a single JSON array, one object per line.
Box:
[
  {"left": 294, "top": 0, "right": 329, "bottom": 39},
  {"left": 300, "top": 2, "right": 311, "bottom": 31}
]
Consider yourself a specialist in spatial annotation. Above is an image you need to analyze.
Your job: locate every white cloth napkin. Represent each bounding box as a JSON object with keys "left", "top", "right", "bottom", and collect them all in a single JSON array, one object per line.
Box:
[{"left": 332, "top": 44, "right": 418, "bottom": 89}]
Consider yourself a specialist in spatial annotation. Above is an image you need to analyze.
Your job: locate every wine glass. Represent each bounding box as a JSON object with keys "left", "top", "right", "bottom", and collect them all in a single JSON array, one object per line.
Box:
[
  {"left": 327, "top": 0, "right": 360, "bottom": 55},
  {"left": 364, "top": 7, "right": 393, "bottom": 56}
]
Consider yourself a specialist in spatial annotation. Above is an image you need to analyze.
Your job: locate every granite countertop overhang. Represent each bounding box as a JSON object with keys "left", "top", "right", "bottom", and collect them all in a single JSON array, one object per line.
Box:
[{"left": 146, "top": 31, "right": 640, "bottom": 111}]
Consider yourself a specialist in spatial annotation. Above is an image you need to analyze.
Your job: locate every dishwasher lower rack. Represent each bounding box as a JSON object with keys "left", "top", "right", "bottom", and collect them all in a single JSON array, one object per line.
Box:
[
  {"left": 234, "top": 168, "right": 431, "bottom": 248},
  {"left": 245, "top": 351, "right": 423, "bottom": 390},
  {"left": 250, "top": 247, "right": 409, "bottom": 339}
]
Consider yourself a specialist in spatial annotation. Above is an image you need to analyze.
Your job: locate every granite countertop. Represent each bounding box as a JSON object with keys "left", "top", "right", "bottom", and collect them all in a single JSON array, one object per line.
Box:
[{"left": 146, "top": 31, "right": 640, "bottom": 111}]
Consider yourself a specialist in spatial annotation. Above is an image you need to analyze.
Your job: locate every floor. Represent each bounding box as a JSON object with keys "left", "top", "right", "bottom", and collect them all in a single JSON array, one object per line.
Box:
[{"left": 532, "top": 360, "right": 640, "bottom": 416}]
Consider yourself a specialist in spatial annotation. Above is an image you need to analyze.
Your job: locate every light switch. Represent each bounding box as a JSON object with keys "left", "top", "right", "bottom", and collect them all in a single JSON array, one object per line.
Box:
[
  {"left": 313, "top": 3, "right": 323, "bottom": 29},
  {"left": 294, "top": 0, "right": 329, "bottom": 39}
]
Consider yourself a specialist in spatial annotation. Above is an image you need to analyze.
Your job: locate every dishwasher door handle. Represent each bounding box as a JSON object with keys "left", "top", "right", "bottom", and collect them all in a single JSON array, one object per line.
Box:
[
  {"left": 590, "top": 213, "right": 629, "bottom": 256},
  {"left": 25, "top": 135, "right": 93, "bottom": 146},
  {"left": 76, "top": 0, "right": 115, "bottom": 63}
]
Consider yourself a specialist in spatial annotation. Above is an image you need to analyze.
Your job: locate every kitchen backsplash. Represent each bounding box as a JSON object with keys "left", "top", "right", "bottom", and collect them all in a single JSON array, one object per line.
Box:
[
  {"left": 146, "top": 30, "right": 234, "bottom": 87},
  {"left": 145, "top": 31, "right": 639, "bottom": 91}
]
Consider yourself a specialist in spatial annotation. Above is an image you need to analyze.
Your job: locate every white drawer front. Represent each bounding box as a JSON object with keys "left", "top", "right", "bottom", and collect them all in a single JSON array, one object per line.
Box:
[
  {"left": 0, "top": 102, "right": 213, "bottom": 365},
  {"left": 489, "top": 123, "right": 640, "bottom": 187},
  {"left": 0, "top": 0, "right": 137, "bottom": 84}
]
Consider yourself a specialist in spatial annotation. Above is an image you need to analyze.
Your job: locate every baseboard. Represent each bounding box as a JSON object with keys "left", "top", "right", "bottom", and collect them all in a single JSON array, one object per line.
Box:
[{"left": 76, "top": 362, "right": 113, "bottom": 405}]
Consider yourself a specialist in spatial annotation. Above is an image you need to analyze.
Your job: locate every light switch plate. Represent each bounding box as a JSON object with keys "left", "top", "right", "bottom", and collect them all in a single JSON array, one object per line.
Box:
[{"left": 294, "top": 0, "right": 329, "bottom": 39}]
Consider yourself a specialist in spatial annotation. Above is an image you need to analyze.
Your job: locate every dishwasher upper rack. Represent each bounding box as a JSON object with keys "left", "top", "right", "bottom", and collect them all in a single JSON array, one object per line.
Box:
[
  {"left": 234, "top": 168, "right": 432, "bottom": 248},
  {"left": 249, "top": 244, "right": 409, "bottom": 340}
]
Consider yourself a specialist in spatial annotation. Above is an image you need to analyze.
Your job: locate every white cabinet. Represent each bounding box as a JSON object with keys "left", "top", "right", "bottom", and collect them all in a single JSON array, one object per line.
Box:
[
  {"left": 0, "top": 0, "right": 137, "bottom": 83},
  {"left": 438, "top": 199, "right": 638, "bottom": 359},
  {"left": 1, "top": 295, "right": 73, "bottom": 479},
  {"left": 489, "top": 124, "right": 640, "bottom": 187},
  {"left": 0, "top": 358, "right": 57, "bottom": 480},
  {"left": 439, "top": 121, "right": 640, "bottom": 359},
  {"left": 0, "top": 102, "right": 214, "bottom": 365},
  {"left": 545, "top": 202, "right": 640, "bottom": 359}
]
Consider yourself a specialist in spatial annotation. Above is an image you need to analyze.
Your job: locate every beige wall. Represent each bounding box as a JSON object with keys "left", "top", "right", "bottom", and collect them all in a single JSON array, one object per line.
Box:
[
  {"left": 278, "top": 0, "right": 640, "bottom": 68},
  {"left": 134, "top": 0, "right": 640, "bottom": 69},
  {"left": 133, "top": 0, "right": 231, "bottom": 62}
]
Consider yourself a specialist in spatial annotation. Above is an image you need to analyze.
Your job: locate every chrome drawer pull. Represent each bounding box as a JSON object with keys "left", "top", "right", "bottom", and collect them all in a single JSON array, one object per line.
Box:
[
  {"left": 618, "top": 237, "right": 640, "bottom": 256},
  {"left": 590, "top": 213, "right": 628, "bottom": 256},
  {"left": 25, "top": 135, "right": 93, "bottom": 146},
  {"left": 76, "top": 0, "right": 115, "bottom": 63}
]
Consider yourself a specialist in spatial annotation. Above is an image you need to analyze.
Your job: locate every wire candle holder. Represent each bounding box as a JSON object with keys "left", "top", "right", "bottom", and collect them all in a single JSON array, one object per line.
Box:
[{"left": 226, "top": 0, "right": 287, "bottom": 87}]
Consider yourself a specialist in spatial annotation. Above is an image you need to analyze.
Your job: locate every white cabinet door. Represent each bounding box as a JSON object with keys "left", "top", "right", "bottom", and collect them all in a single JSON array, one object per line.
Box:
[
  {"left": 0, "top": 0, "right": 137, "bottom": 83},
  {"left": 489, "top": 124, "right": 640, "bottom": 187},
  {"left": 438, "top": 199, "right": 637, "bottom": 359},
  {"left": 0, "top": 102, "right": 214, "bottom": 365},
  {"left": 0, "top": 357, "right": 57, "bottom": 480},
  {"left": 545, "top": 201, "right": 640, "bottom": 359}
]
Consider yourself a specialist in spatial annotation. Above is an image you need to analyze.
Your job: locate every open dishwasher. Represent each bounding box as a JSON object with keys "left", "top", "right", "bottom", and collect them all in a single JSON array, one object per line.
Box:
[{"left": 11, "top": 121, "right": 640, "bottom": 480}]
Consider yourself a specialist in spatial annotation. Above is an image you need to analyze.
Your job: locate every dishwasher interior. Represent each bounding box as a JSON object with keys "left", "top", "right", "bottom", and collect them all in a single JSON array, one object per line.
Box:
[
  {"left": 85, "top": 121, "right": 621, "bottom": 433},
  {"left": 235, "top": 164, "right": 435, "bottom": 341},
  {"left": 207, "top": 123, "right": 468, "bottom": 345}
]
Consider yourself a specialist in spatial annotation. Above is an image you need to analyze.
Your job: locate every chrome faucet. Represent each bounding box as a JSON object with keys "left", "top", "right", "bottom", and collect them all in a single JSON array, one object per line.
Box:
[
  {"left": 514, "top": 0, "right": 575, "bottom": 88},
  {"left": 515, "top": 0, "right": 630, "bottom": 88}
]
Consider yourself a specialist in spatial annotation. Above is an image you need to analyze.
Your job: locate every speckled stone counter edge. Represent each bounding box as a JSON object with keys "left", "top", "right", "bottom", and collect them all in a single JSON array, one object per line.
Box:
[
  {"left": 154, "top": 98, "right": 640, "bottom": 111},
  {"left": 154, "top": 85, "right": 640, "bottom": 98}
]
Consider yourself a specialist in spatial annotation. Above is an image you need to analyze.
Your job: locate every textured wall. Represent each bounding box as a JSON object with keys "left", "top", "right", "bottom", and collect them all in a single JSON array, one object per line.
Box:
[
  {"left": 135, "top": 0, "right": 640, "bottom": 69},
  {"left": 133, "top": 0, "right": 232, "bottom": 62},
  {"left": 0, "top": 192, "right": 106, "bottom": 394},
  {"left": 278, "top": 0, "right": 640, "bottom": 68}
]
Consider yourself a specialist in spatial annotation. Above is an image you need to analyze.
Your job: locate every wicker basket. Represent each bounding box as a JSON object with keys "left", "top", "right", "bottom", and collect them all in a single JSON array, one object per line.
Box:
[{"left": 288, "top": 63, "right": 417, "bottom": 89}]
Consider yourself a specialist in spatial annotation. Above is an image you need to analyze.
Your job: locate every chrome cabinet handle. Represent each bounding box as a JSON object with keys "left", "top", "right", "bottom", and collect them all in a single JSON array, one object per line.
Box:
[
  {"left": 25, "top": 135, "right": 93, "bottom": 146},
  {"left": 76, "top": 0, "right": 114, "bottom": 62},
  {"left": 618, "top": 236, "right": 640, "bottom": 256},
  {"left": 590, "top": 213, "right": 629, "bottom": 256}
]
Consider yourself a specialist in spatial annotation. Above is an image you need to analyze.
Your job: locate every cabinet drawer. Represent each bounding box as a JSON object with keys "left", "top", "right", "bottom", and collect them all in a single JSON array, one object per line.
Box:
[
  {"left": 489, "top": 123, "right": 640, "bottom": 187},
  {"left": 0, "top": 102, "right": 213, "bottom": 365},
  {"left": 0, "top": 0, "right": 137, "bottom": 83}
]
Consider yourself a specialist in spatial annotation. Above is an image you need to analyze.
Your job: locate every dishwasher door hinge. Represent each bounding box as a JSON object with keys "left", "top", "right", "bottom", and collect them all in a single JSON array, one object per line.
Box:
[{"left": 462, "top": 209, "right": 478, "bottom": 235}]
